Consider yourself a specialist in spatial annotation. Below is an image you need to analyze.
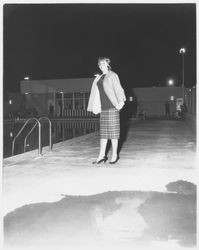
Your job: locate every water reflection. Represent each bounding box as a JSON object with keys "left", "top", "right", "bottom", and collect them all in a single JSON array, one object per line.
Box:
[
  {"left": 4, "top": 120, "right": 99, "bottom": 158},
  {"left": 53, "top": 120, "right": 99, "bottom": 143}
]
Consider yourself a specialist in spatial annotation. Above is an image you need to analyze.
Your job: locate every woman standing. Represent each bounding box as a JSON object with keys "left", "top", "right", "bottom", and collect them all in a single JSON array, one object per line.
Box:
[{"left": 87, "top": 57, "right": 126, "bottom": 164}]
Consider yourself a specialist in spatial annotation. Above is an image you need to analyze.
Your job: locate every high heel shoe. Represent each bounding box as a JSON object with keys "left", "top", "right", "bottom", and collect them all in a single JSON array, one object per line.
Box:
[
  {"left": 92, "top": 156, "right": 108, "bottom": 164},
  {"left": 109, "top": 156, "right": 120, "bottom": 164}
]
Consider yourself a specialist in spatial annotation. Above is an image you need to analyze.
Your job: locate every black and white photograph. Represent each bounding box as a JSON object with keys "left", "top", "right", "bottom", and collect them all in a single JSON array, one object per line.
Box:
[{"left": 1, "top": 1, "right": 198, "bottom": 250}]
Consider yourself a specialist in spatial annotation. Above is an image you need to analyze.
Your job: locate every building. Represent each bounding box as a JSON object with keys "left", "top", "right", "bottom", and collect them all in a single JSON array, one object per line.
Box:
[
  {"left": 4, "top": 78, "right": 196, "bottom": 122},
  {"left": 131, "top": 86, "right": 184, "bottom": 118},
  {"left": 20, "top": 78, "right": 94, "bottom": 118}
]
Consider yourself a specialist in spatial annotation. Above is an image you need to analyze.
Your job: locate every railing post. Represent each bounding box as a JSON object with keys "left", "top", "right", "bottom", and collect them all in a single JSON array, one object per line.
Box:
[
  {"left": 38, "top": 117, "right": 52, "bottom": 152},
  {"left": 49, "top": 120, "right": 52, "bottom": 151},
  {"left": 24, "top": 123, "right": 37, "bottom": 153},
  {"left": 38, "top": 121, "right": 42, "bottom": 155}
]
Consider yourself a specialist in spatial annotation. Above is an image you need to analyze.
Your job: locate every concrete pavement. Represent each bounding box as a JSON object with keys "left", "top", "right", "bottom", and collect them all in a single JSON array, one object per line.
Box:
[{"left": 3, "top": 119, "right": 197, "bottom": 250}]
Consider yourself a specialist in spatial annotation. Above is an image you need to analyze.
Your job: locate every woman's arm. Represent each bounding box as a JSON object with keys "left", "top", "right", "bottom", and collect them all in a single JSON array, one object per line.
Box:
[{"left": 112, "top": 73, "right": 126, "bottom": 104}]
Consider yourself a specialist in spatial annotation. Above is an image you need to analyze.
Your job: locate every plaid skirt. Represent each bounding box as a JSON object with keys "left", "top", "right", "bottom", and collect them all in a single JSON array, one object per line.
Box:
[{"left": 100, "top": 108, "right": 120, "bottom": 139}]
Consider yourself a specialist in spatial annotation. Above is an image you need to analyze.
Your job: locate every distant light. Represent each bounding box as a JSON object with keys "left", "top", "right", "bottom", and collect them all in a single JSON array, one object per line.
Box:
[
  {"left": 10, "top": 132, "right": 13, "bottom": 137},
  {"left": 9, "top": 100, "right": 12, "bottom": 104},
  {"left": 129, "top": 96, "right": 133, "bottom": 102},
  {"left": 60, "top": 91, "right": 63, "bottom": 94},
  {"left": 189, "top": 89, "right": 191, "bottom": 92},
  {"left": 168, "top": 79, "right": 174, "bottom": 86},
  {"left": 24, "top": 76, "right": 30, "bottom": 80},
  {"left": 25, "top": 93, "right": 29, "bottom": 95},
  {"left": 170, "top": 96, "right": 175, "bottom": 101},
  {"left": 179, "top": 48, "right": 186, "bottom": 54}
]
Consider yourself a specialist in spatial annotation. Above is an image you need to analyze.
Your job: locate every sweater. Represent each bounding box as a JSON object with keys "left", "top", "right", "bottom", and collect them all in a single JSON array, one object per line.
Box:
[{"left": 97, "top": 74, "right": 114, "bottom": 110}]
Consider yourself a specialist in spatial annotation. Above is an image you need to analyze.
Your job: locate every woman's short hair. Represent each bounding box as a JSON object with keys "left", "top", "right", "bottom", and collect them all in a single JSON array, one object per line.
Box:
[{"left": 98, "top": 57, "right": 112, "bottom": 70}]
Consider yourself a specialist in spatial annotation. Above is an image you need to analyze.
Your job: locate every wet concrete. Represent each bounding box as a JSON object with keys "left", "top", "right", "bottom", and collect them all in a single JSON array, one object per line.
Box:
[
  {"left": 3, "top": 119, "right": 197, "bottom": 250},
  {"left": 4, "top": 180, "right": 196, "bottom": 250}
]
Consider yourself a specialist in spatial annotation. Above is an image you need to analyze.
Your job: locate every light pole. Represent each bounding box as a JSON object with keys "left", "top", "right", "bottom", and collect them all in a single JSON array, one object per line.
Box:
[
  {"left": 179, "top": 47, "right": 186, "bottom": 102},
  {"left": 60, "top": 92, "right": 64, "bottom": 118}
]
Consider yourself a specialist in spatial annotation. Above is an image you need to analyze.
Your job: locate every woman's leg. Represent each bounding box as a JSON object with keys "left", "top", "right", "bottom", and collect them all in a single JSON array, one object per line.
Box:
[
  {"left": 110, "top": 139, "right": 118, "bottom": 162},
  {"left": 97, "top": 138, "right": 108, "bottom": 161}
]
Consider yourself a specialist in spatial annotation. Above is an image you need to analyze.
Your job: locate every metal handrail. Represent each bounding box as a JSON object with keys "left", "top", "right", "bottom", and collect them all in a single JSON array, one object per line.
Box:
[
  {"left": 12, "top": 118, "right": 41, "bottom": 156},
  {"left": 24, "top": 117, "right": 52, "bottom": 153},
  {"left": 39, "top": 117, "right": 52, "bottom": 152},
  {"left": 23, "top": 123, "right": 38, "bottom": 153}
]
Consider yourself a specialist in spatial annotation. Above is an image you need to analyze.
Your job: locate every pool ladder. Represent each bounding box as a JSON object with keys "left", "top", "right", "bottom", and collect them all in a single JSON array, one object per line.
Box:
[{"left": 12, "top": 117, "right": 52, "bottom": 156}]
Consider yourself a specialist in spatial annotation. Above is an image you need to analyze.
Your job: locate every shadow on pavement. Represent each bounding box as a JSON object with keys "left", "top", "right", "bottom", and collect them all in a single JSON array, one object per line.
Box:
[{"left": 4, "top": 180, "right": 196, "bottom": 250}]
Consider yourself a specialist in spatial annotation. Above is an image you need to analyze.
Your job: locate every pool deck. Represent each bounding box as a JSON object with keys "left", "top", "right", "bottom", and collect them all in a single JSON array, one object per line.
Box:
[
  {"left": 2, "top": 119, "right": 198, "bottom": 250},
  {"left": 3, "top": 119, "right": 197, "bottom": 216}
]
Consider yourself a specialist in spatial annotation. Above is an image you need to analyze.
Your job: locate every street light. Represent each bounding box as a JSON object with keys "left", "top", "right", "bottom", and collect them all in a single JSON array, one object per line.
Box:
[
  {"left": 179, "top": 47, "right": 186, "bottom": 101},
  {"left": 168, "top": 79, "right": 174, "bottom": 86},
  {"left": 24, "top": 76, "right": 30, "bottom": 80}
]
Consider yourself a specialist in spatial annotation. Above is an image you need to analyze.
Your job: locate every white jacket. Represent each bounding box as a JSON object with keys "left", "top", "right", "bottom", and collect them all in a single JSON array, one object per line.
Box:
[{"left": 87, "top": 70, "right": 126, "bottom": 114}]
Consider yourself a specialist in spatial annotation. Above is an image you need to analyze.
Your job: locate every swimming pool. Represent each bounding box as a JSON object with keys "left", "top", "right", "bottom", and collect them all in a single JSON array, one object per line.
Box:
[{"left": 3, "top": 119, "right": 99, "bottom": 158}]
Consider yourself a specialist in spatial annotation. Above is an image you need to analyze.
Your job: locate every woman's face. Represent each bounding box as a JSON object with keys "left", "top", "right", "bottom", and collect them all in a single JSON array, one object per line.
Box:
[{"left": 98, "top": 60, "right": 109, "bottom": 73}]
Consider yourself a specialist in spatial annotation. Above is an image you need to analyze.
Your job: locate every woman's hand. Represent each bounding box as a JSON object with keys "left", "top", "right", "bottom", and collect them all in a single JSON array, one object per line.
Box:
[{"left": 116, "top": 101, "right": 125, "bottom": 110}]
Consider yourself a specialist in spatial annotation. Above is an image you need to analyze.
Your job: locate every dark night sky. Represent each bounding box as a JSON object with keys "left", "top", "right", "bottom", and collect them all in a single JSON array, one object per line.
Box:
[{"left": 3, "top": 3, "right": 196, "bottom": 94}]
